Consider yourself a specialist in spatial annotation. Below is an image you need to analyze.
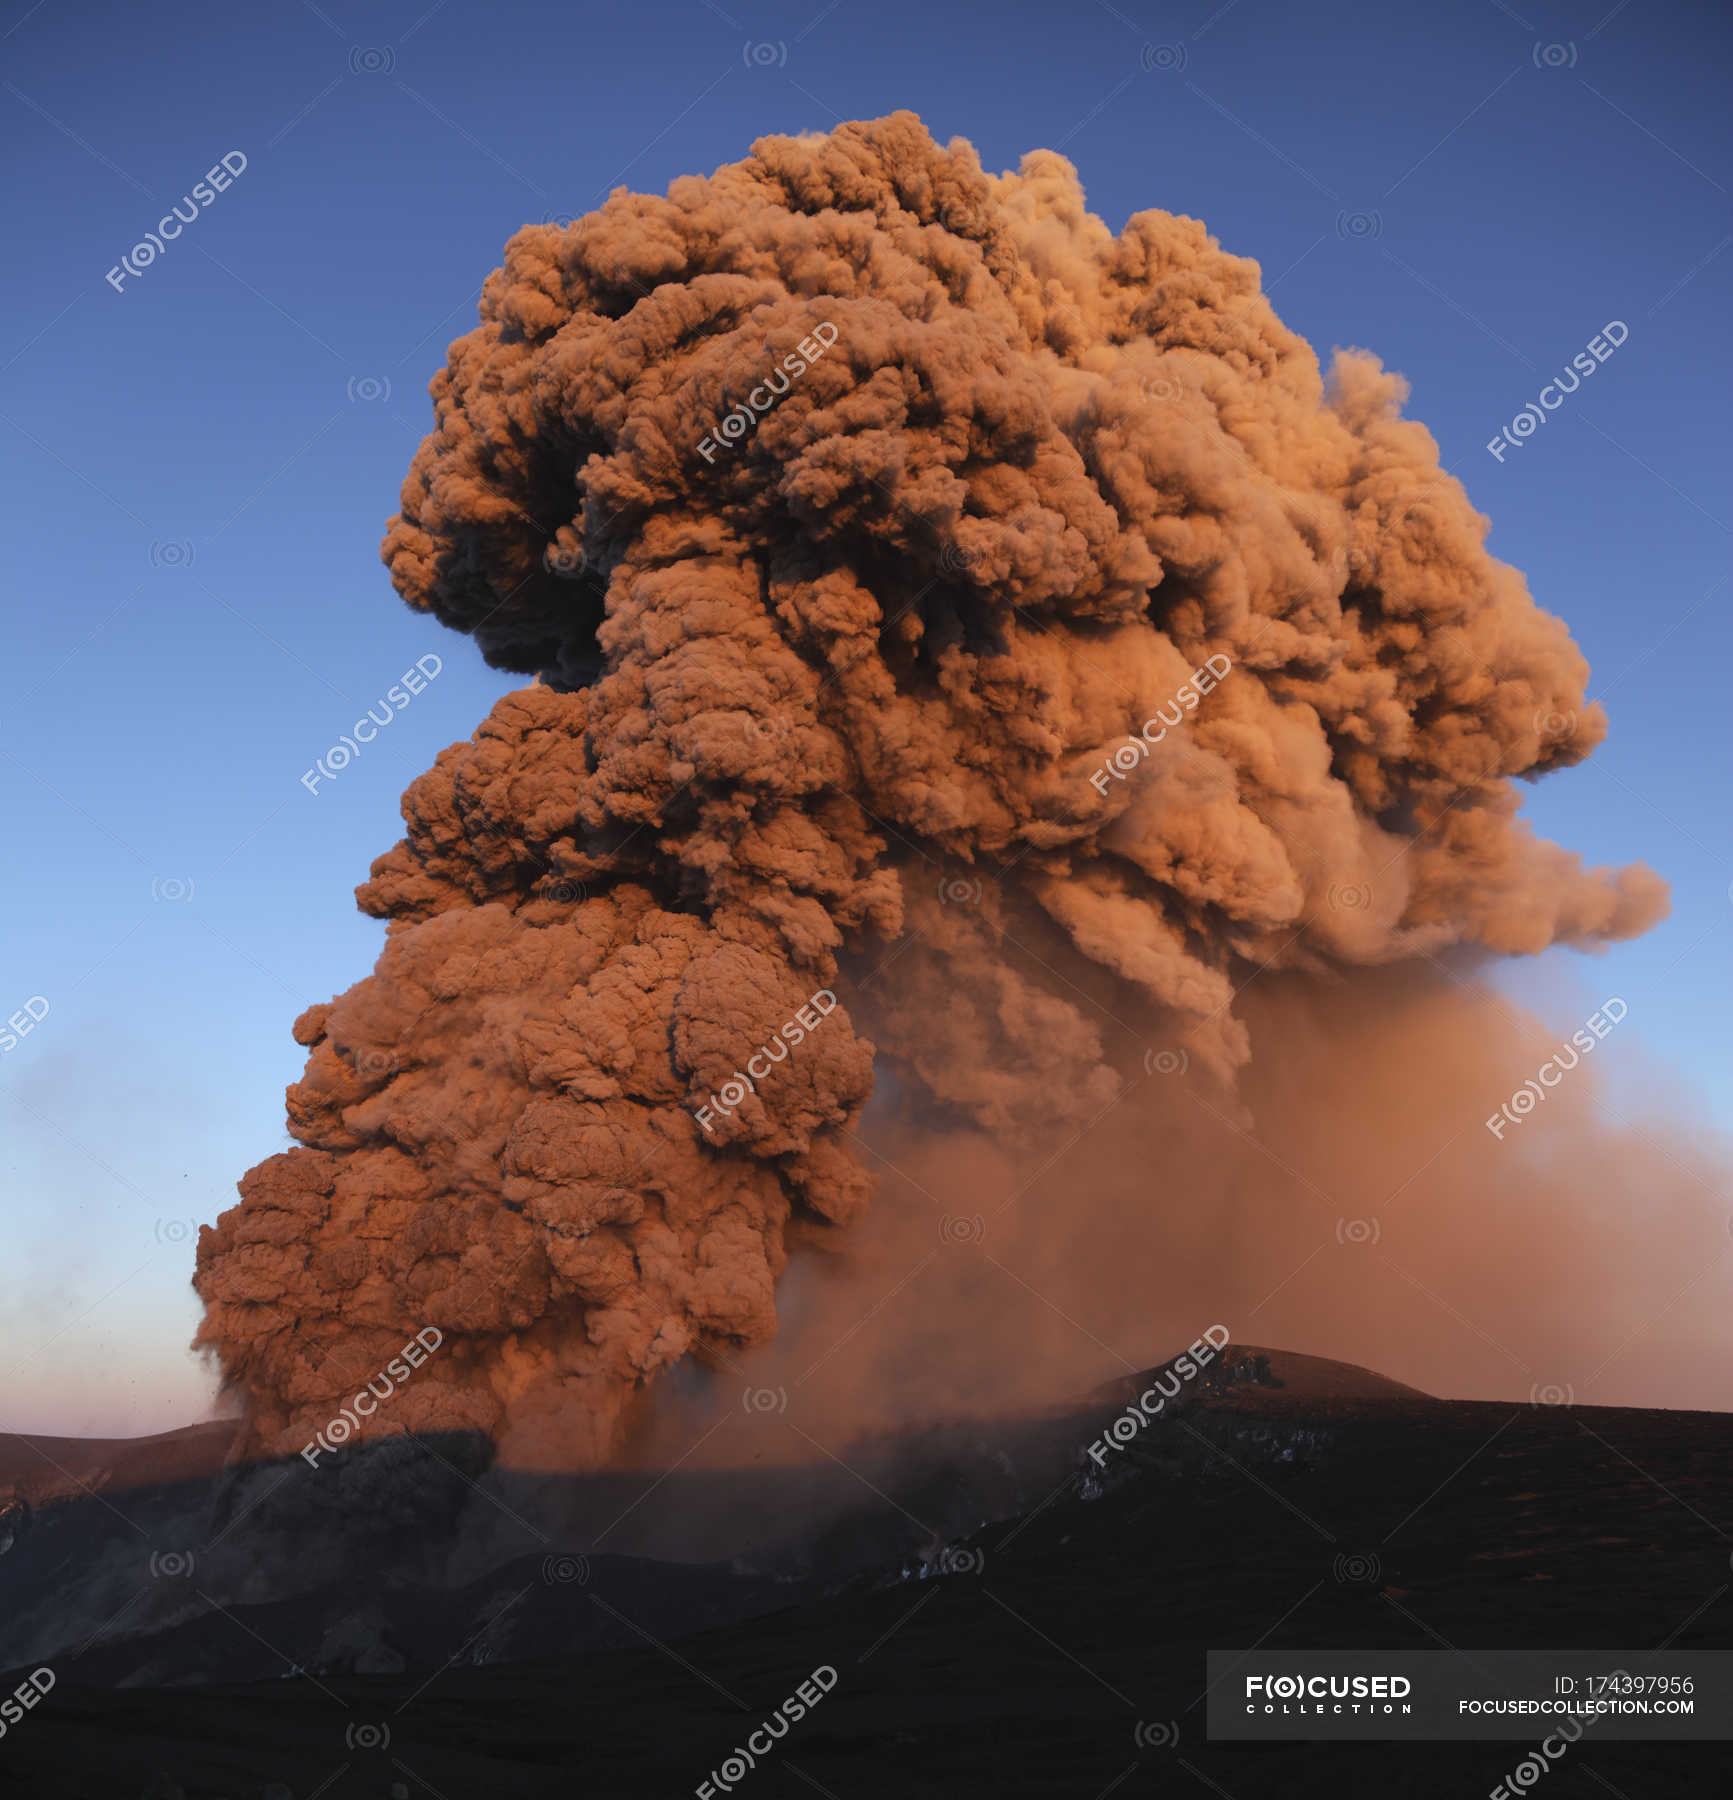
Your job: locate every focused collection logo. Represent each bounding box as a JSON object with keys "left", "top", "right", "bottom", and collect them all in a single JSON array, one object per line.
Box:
[{"left": 1243, "top": 1672, "right": 1413, "bottom": 1714}]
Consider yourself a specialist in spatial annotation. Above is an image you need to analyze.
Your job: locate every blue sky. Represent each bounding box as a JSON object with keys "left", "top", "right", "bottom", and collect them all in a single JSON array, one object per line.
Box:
[{"left": 3, "top": 0, "right": 1727, "bottom": 1434}]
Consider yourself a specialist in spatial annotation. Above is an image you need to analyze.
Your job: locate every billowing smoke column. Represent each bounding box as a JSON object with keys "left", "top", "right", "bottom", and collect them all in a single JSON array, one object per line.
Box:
[{"left": 194, "top": 113, "right": 1664, "bottom": 1464}]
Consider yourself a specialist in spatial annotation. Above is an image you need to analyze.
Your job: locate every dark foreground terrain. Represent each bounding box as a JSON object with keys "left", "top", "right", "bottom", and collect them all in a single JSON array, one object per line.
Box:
[{"left": 2, "top": 1348, "right": 1728, "bottom": 1797}]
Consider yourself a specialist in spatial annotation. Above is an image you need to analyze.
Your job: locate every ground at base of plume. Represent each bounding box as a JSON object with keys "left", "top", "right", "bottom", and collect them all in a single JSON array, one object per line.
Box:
[{"left": 2, "top": 1350, "right": 1728, "bottom": 1797}]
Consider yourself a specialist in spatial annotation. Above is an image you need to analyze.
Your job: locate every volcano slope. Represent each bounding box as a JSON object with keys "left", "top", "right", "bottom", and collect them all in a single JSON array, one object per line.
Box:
[{"left": 1, "top": 1346, "right": 1728, "bottom": 1797}]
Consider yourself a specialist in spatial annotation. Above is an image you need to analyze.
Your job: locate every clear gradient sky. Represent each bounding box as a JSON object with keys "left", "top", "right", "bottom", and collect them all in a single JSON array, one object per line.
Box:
[{"left": 3, "top": 0, "right": 1728, "bottom": 1435}]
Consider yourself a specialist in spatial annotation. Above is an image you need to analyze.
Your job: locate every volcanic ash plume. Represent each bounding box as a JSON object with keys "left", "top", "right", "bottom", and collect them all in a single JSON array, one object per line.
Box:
[{"left": 193, "top": 112, "right": 1664, "bottom": 1464}]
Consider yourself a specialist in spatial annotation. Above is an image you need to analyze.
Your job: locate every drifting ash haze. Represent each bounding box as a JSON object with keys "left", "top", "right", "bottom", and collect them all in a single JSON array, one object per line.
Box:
[{"left": 195, "top": 112, "right": 1698, "bottom": 1470}]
